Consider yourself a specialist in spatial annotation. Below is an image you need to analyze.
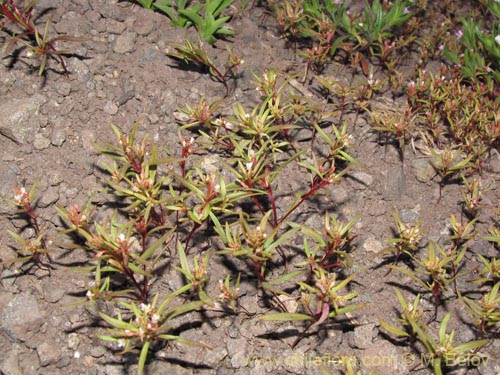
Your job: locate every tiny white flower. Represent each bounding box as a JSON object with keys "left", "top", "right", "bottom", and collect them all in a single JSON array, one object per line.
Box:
[
  {"left": 117, "top": 233, "right": 126, "bottom": 242},
  {"left": 495, "top": 35, "right": 500, "bottom": 44},
  {"left": 140, "top": 303, "right": 151, "bottom": 313},
  {"left": 245, "top": 161, "right": 253, "bottom": 171},
  {"left": 86, "top": 290, "right": 94, "bottom": 300},
  {"left": 117, "top": 339, "right": 126, "bottom": 348},
  {"left": 14, "top": 187, "right": 26, "bottom": 202},
  {"left": 151, "top": 314, "right": 160, "bottom": 324}
]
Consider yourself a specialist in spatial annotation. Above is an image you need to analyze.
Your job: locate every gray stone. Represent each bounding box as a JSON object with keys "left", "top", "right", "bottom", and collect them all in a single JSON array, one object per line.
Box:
[
  {"left": 33, "top": 133, "right": 51, "bottom": 150},
  {"left": 330, "top": 185, "right": 348, "bottom": 205},
  {"left": 0, "top": 292, "right": 44, "bottom": 341},
  {"left": 37, "top": 340, "right": 62, "bottom": 367},
  {"left": 381, "top": 166, "right": 405, "bottom": 201},
  {"left": 202, "top": 345, "right": 228, "bottom": 367},
  {"left": 38, "top": 188, "right": 59, "bottom": 208},
  {"left": 413, "top": 158, "right": 436, "bottom": 183},
  {"left": 0, "top": 96, "right": 45, "bottom": 144},
  {"left": 103, "top": 100, "right": 119, "bottom": 115},
  {"left": 55, "top": 82, "right": 72, "bottom": 97},
  {"left": 0, "top": 163, "right": 19, "bottom": 214},
  {"left": 227, "top": 338, "right": 248, "bottom": 369},
  {"left": 53, "top": 12, "right": 90, "bottom": 36},
  {"left": 113, "top": 31, "right": 137, "bottom": 54},
  {"left": 133, "top": 11, "right": 156, "bottom": 36},
  {"left": 363, "top": 238, "right": 384, "bottom": 254},
  {"left": 0, "top": 343, "right": 24, "bottom": 375},
  {"left": 350, "top": 171, "right": 374, "bottom": 190},
  {"left": 81, "top": 129, "right": 97, "bottom": 152},
  {"left": 106, "top": 19, "right": 126, "bottom": 34},
  {"left": 67, "top": 333, "right": 80, "bottom": 350},
  {"left": 353, "top": 323, "right": 375, "bottom": 349},
  {"left": 399, "top": 208, "right": 419, "bottom": 224},
  {"left": 50, "top": 127, "right": 67, "bottom": 147},
  {"left": 43, "top": 285, "right": 66, "bottom": 303}
]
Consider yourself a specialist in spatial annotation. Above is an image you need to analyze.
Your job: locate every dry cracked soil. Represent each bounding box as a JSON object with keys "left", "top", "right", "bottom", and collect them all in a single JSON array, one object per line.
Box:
[{"left": 0, "top": 1, "right": 499, "bottom": 375}]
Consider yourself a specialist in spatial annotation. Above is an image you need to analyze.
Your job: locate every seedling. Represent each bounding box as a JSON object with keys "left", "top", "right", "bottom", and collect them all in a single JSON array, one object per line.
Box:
[
  {"left": 461, "top": 282, "right": 500, "bottom": 333},
  {"left": 261, "top": 267, "right": 362, "bottom": 348},
  {"left": 99, "top": 294, "right": 206, "bottom": 375},
  {"left": 178, "top": 0, "right": 235, "bottom": 44},
  {"left": 167, "top": 39, "right": 243, "bottom": 96},
  {"left": 153, "top": 0, "right": 203, "bottom": 27},
  {"left": 471, "top": 254, "right": 500, "bottom": 285},
  {"left": 379, "top": 288, "right": 425, "bottom": 342},
  {"left": 217, "top": 273, "right": 241, "bottom": 314},
  {"left": 389, "top": 242, "right": 466, "bottom": 321},
  {"left": 429, "top": 147, "right": 473, "bottom": 202},
  {"left": 0, "top": 0, "right": 85, "bottom": 75},
  {"left": 6, "top": 184, "right": 51, "bottom": 266},
  {"left": 174, "top": 242, "right": 213, "bottom": 306},
  {"left": 377, "top": 211, "right": 424, "bottom": 267}
]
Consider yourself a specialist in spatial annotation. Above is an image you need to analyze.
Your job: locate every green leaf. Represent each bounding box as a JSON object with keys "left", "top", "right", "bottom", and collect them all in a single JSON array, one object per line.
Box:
[
  {"left": 260, "top": 312, "right": 312, "bottom": 321},
  {"left": 138, "top": 340, "right": 150, "bottom": 375},
  {"left": 379, "top": 319, "right": 409, "bottom": 337}
]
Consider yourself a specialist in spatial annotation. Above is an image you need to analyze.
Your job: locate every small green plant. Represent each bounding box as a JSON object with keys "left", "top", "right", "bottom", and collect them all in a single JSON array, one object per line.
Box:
[
  {"left": 471, "top": 254, "right": 500, "bottom": 285},
  {"left": 379, "top": 288, "right": 425, "bottom": 342},
  {"left": 133, "top": 0, "right": 155, "bottom": 9},
  {"left": 261, "top": 267, "right": 362, "bottom": 348},
  {"left": 178, "top": 0, "right": 235, "bottom": 44},
  {"left": 382, "top": 307, "right": 488, "bottom": 375},
  {"left": 217, "top": 273, "right": 241, "bottom": 314},
  {"left": 5, "top": 184, "right": 51, "bottom": 266},
  {"left": 461, "top": 282, "right": 500, "bottom": 333},
  {"left": 411, "top": 313, "right": 488, "bottom": 375},
  {"left": 99, "top": 293, "right": 206, "bottom": 375},
  {"left": 429, "top": 147, "right": 473, "bottom": 201},
  {"left": 0, "top": 0, "right": 85, "bottom": 75},
  {"left": 377, "top": 211, "right": 424, "bottom": 266},
  {"left": 389, "top": 242, "right": 466, "bottom": 321},
  {"left": 167, "top": 39, "right": 243, "bottom": 96},
  {"left": 443, "top": 13, "right": 500, "bottom": 84},
  {"left": 153, "top": 0, "right": 202, "bottom": 27}
]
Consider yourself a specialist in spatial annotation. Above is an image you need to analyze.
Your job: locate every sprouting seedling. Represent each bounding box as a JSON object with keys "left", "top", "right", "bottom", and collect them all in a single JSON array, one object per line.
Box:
[
  {"left": 167, "top": 39, "right": 242, "bottom": 96},
  {"left": 379, "top": 288, "right": 425, "bottom": 342},
  {"left": 291, "top": 213, "right": 361, "bottom": 276},
  {"left": 389, "top": 242, "right": 466, "bottom": 321},
  {"left": 174, "top": 241, "right": 214, "bottom": 306},
  {"left": 217, "top": 273, "right": 241, "bottom": 314},
  {"left": 6, "top": 183, "right": 51, "bottom": 266},
  {"left": 409, "top": 312, "right": 488, "bottom": 375},
  {"left": 0, "top": 0, "right": 86, "bottom": 75},
  {"left": 460, "top": 282, "right": 500, "bottom": 333},
  {"left": 261, "top": 267, "right": 362, "bottom": 348},
  {"left": 460, "top": 176, "right": 484, "bottom": 218},
  {"left": 429, "top": 147, "right": 473, "bottom": 202},
  {"left": 377, "top": 211, "right": 424, "bottom": 267},
  {"left": 178, "top": 0, "right": 235, "bottom": 44},
  {"left": 99, "top": 293, "right": 206, "bottom": 375},
  {"left": 470, "top": 254, "right": 500, "bottom": 285}
]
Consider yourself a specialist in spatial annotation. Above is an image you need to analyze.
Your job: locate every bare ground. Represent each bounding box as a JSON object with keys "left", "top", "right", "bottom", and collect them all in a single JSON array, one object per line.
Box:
[{"left": 0, "top": 1, "right": 499, "bottom": 374}]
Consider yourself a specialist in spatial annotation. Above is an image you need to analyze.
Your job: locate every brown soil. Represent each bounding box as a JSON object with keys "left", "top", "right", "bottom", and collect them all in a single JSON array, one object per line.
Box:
[{"left": 0, "top": 1, "right": 499, "bottom": 375}]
